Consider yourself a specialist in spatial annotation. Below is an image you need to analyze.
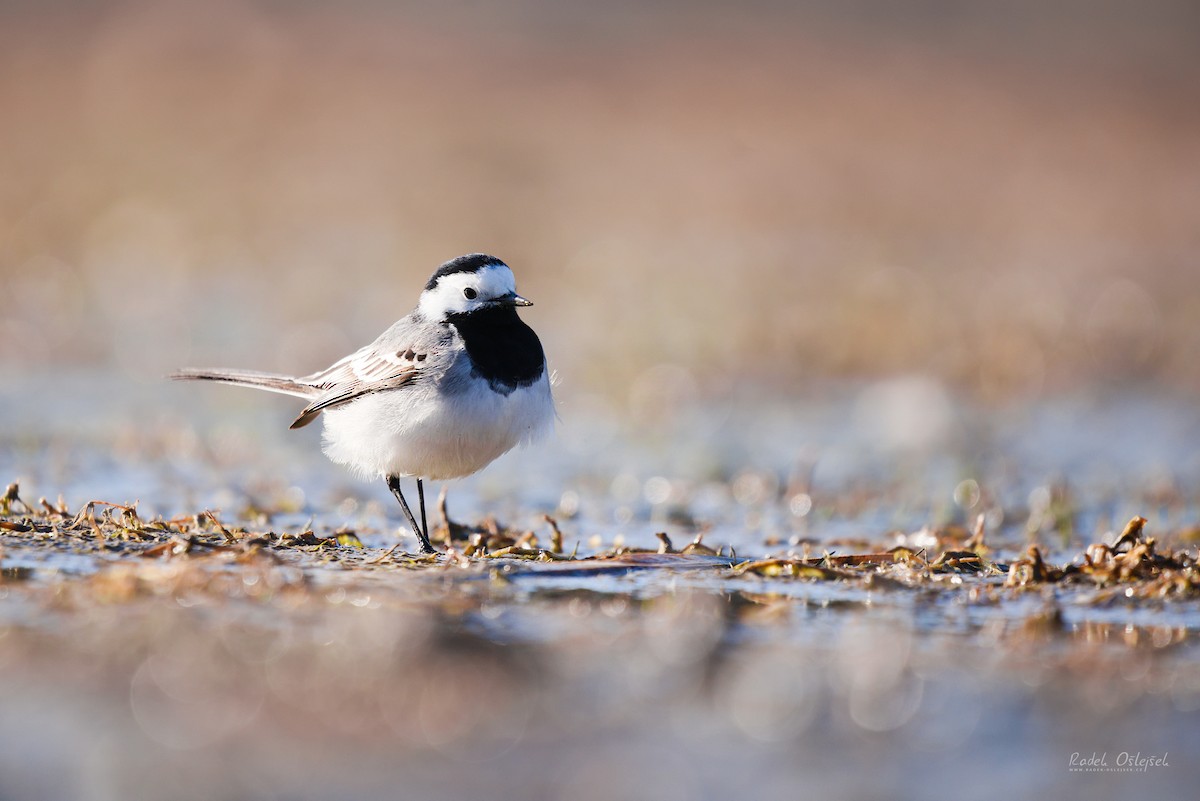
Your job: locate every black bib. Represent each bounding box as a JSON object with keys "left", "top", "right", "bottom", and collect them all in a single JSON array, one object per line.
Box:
[{"left": 449, "top": 306, "right": 545, "bottom": 394}]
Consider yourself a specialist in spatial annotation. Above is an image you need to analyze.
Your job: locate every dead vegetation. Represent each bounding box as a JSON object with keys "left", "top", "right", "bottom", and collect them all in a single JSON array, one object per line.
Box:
[{"left": 3, "top": 481, "right": 1198, "bottom": 617}]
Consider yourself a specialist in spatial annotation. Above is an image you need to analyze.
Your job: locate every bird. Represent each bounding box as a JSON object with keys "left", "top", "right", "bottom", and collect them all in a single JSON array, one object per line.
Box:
[{"left": 171, "top": 253, "right": 555, "bottom": 554}]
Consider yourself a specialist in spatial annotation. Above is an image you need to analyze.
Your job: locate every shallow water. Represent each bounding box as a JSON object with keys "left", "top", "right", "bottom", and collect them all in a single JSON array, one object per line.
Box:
[
  {"left": 6, "top": 371, "right": 1199, "bottom": 544},
  {"left": 2, "top": 372, "right": 1200, "bottom": 799}
]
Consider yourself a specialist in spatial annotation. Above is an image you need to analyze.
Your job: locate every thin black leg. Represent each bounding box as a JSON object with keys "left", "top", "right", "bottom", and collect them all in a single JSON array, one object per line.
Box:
[
  {"left": 417, "top": 478, "right": 429, "bottom": 545},
  {"left": 386, "top": 475, "right": 435, "bottom": 554}
]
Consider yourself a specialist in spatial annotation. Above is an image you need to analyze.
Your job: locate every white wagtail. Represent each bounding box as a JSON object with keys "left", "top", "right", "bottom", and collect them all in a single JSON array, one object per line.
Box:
[{"left": 172, "top": 253, "right": 555, "bottom": 553}]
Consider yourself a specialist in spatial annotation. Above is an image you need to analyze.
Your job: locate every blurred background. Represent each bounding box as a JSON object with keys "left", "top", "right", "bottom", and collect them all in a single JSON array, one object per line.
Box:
[
  {"left": 3, "top": 5, "right": 1200, "bottom": 800},
  {"left": 2, "top": 0, "right": 1198, "bottom": 408}
]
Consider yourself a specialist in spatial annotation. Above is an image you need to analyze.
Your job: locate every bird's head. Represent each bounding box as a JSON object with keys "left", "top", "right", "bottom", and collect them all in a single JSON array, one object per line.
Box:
[{"left": 418, "top": 253, "right": 533, "bottom": 321}]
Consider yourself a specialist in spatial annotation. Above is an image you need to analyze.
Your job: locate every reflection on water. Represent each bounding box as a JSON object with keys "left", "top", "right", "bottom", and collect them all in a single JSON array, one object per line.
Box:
[{"left": 0, "top": 557, "right": 1196, "bottom": 801}]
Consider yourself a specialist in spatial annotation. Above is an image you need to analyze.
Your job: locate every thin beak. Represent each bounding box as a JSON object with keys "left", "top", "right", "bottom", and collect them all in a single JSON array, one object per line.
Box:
[{"left": 503, "top": 293, "right": 533, "bottom": 307}]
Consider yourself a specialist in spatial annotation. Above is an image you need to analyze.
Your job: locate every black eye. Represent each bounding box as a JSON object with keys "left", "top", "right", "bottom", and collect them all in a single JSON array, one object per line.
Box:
[{"left": 463, "top": 287, "right": 477, "bottom": 300}]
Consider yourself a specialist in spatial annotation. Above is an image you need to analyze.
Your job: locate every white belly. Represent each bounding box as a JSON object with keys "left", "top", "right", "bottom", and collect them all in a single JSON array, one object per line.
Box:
[{"left": 319, "top": 374, "right": 555, "bottom": 481}]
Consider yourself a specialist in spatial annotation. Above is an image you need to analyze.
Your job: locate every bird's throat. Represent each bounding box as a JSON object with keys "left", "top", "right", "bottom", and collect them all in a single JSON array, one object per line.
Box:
[{"left": 448, "top": 306, "right": 545, "bottom": 393}]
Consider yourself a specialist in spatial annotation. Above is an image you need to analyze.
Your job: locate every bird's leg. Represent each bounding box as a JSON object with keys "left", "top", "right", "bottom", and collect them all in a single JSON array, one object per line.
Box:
[
  {"left": 386, "top": 475, "right": 435, "bottom": 554},
  {"left": 417, "top": 478, "right": 430, "bottom": 546}
]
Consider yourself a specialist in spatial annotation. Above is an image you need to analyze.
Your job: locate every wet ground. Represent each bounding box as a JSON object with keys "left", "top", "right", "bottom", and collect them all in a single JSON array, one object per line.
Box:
[{"left": 2, "top": 373, "right": 1200, "bottom": 800}]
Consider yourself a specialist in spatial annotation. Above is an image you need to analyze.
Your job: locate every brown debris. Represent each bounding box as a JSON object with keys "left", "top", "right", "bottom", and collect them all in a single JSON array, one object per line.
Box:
[
  {"left": 5, "top": 482, "right": 1198, "bottom": 617},
  {"left": 1112, "top": 515, "right": 1149, "bottom": 552},
  {"left": 543, "top": 515, "right": 565, "bottom": 553},
  {"left": 1001, "top": 517, "right": 1200, "bottom": 598},
  {"left": 680, "top": 532, "right": 718, "bottom": 556},
  {"left": 733, "top": 558, "right": 851, "bottom": 581},
  {"left": 1006, "top": 545, "right": 1063, "bottom": 586},
  {"left": 930, "top": 549, "right": 992, "bottom": 574},
  {"left": 2, "top": 483, "right": 31, "bottom": 515}
]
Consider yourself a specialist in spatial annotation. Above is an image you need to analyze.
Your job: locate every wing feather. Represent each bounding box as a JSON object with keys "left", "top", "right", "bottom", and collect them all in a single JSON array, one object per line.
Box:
[{"left": 289, "top": 340, "right": 430, "bottom": 429}]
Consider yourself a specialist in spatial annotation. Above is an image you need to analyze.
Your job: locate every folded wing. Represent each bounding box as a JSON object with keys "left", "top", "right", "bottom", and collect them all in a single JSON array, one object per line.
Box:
[{"left": 289, "top": 343, "right": 428, "bottom": 429}]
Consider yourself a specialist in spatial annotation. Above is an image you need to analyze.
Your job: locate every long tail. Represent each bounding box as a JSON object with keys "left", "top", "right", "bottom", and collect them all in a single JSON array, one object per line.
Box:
[{"left": 169, "top": 368, "right": 317, "bottom": 400}]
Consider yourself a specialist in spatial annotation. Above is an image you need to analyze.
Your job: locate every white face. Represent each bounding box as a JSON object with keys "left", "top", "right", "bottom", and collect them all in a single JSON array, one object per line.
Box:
[{"left": 418, "top": 262, "right": 521, "bottom": 320}]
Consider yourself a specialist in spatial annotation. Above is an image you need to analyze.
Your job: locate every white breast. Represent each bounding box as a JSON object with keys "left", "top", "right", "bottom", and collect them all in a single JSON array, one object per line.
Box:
[{"left": 319, "top": 372, "right": 555, "bottom": 481}]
